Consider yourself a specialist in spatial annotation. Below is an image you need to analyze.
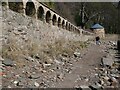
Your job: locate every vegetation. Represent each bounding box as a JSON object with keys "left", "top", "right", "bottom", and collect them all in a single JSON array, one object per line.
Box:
[
  {"left": 43, "top": 2, "right": 55, "bottom": 9},
  {"left": 75, "top": 2, "right": 119, "bottom": 34},
  {"left": 2, "top": 37, "right": 88, "bottom": 64},
  {"left": 2, "top": 1, "right": 119, "bottom": 34},
  {"left": 54, "top": 2, "right": 119, "bottom": 34},
  {"left": 8, "top": 2, "right": 23, "bottom": 13}
]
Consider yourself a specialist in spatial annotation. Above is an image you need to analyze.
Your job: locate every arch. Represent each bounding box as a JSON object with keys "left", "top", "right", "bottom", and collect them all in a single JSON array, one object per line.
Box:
[
  {"left": 62, "top": 20, "right": 65, "bottom": 29},
  {"left": 66, "top": 22, "right": 68, "bottom": 30},
  {"left": 25, "top": 0, "right": 36, "bottom": 17},
  {"left": 52, "top": 14, "right": 57, "bottom": 25},
  {"left": 58, "top": 17, "right": 61, "bottom": 27},
  {"left": 8, "top": 0, "right": 24, "bottom": 13},
  {"left": 37, "top": 6, "right": 44, "bottom": 20},
  {"left": 82, "top": 31, "right": 84, "bottom": 34},
  {"left": 71, "top": 25, "right": 73, "bottom": 31},
  {"left": 68, "top": 23, "right": 71, "bottom": 31},
  {"left": 75, "top": 28, "right": 76, "bottom": 31},
  {"left": 46, "top": 11, "right": 51, "bottom": 23}
]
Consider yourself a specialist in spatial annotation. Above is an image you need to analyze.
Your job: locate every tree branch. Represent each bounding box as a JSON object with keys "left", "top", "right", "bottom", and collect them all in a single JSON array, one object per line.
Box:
[{"left": 84, "top": 11, "right": 104, "bottom": 24}]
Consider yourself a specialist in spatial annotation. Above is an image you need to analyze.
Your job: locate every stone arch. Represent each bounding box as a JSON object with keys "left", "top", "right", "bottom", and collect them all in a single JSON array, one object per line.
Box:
[
  {"left": 74, "top": 28, "right": 76, "bottom": 31},
  {"left": 82, "top": 31, "right": 84, "bottom": 34},
  {"left": 66, "top": 22, "right": 68, "bottom": 30},
  {"left": 52, "top": 14, "right": 57, "bottom": 25},
  {"left": 25, "top": 0, "right": 36, "bottom": 17},
  {"left": 58, "top": 17, "right": 61, "bottom": 27},
  {"left": 8, "top": 0, "right": 24, "bottom": 13},
  {"left": 46, "top": 11, "right": 51, "bottom": 23},
  {"left": 62, "top": 20, "right": 65, "bottom": 29},
  {"left": 68, "top": 23, "right": 71, "bottom": 31},
  {"left": 71, "top": 25, "right": 73, "bottom": 31},
  {"left": 37, "top": 6, "right": 44, "bottom": 20}
]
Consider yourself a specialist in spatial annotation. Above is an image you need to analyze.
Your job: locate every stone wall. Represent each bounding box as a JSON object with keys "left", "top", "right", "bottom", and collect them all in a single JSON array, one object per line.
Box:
[
  {"left": 2, "top": 6, "right": 93, "bottom": 49},
  {"left": 93, "top": 29, "right": 105, "bottom": 38},
  {"left": 2, "top": 0, "right": 93, "bottom": 35}
]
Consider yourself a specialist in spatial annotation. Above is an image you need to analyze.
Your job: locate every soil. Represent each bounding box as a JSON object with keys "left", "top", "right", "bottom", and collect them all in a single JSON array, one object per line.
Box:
[
  {"left": 2, "top": 38, "right": 120, "bottom": 88},
  {"left": 53, "top": 42, "right": 107, "bottom": 88}
]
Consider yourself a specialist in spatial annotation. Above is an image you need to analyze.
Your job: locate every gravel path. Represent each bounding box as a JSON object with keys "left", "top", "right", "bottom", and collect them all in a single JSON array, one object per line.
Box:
[{"left": 53, "top": 42, "right": 107, "bottom": 88}]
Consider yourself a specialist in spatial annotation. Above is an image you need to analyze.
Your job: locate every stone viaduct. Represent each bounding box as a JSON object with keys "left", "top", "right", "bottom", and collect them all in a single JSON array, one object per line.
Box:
[{"left": 3, "top": 0, "right": 92, "bottom": 35}]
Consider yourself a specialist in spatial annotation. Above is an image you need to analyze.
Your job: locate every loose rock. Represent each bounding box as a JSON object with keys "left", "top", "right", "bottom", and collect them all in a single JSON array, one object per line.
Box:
[
  {"left": 80, "top": 85, "right": 91, "bottom": 90},
  {"left": 74, "top": 51, "right": 81, "bottom": 57},
  {"left": 34, "top": 82, "right": 39, "bottom": 87},
  {"left": 101, "top": 57, "right": 114, "bottom": 66},
  {"left": 2, "top": 59, "right": 13, "bottom": 66}
]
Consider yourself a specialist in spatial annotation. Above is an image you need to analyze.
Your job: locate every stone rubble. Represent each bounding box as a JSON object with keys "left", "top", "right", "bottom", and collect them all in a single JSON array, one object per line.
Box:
[
  {"left": 74, "top": 41, "right": 120, "bottom": 89},
  {"left": 92, "top": 41, "right": 120, "bottom": 89}
]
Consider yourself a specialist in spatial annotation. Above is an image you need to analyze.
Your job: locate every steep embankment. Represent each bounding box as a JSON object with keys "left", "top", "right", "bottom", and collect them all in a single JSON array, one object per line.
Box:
[
  {"left": 1, "top": 5, "right": 93, "bottom": 88},
  {"left": 1, "top": 5, "right": 93, "bottom": 60}
]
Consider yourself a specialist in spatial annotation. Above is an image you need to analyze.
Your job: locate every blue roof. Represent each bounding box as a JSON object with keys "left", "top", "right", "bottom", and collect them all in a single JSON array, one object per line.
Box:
[{"left": 91, "top": 24, "right": 104, "bottom": 29}]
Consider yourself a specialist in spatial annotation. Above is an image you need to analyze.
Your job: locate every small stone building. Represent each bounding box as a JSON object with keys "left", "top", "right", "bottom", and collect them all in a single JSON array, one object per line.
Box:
[{"left": 91, "top": 24, "right": 105, "bottom": 38}]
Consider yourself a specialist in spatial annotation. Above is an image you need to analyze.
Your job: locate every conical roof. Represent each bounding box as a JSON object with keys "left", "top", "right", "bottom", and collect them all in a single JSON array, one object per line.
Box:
[{"left": 91, "top": 24, "right": 104, "bottom": 29}]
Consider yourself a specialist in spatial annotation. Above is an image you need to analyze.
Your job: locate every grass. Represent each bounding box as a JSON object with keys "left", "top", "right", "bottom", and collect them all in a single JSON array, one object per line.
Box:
[
  {"left": 2, "top": 37, "right": 88, "bottom": 65},
  {"left": 42, "top": 39, "right": 88, "bottom": 58}
]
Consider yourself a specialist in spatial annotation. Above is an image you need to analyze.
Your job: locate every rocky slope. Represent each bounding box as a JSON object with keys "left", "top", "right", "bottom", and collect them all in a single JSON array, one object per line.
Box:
[
  {"left": 1, "top": 4, "right": 91, "bottom": 88},
  {"left": 1, "top": 4, "right": 120, "bottom": 89}
]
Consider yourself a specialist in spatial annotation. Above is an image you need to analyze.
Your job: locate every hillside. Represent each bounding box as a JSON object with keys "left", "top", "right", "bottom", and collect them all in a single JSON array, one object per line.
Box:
[
  {"left": 1, "top": 1, "right": 120, "bottom": 89},
  {"left": 1, "top": 4, "right": 92, "bottom": 88}
]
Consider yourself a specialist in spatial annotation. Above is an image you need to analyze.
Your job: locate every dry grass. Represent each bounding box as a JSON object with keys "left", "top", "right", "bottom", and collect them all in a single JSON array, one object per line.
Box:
[
  {"left": 2, "top": 38, "right": 40, "bottom": 61},
  {"left": 42, "top": 39, "right": 88, "bottom": 58},
  {"left": 2, "top": 37, "right": 88, "bottom": 64}
]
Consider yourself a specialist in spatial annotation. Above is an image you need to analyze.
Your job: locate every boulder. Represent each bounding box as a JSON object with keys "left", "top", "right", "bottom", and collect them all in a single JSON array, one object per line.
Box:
[
  {"left": 13, "top": 81, "right": 19, "bottom": 86},
  {"left": 2, "top": 59, "right": 13, "bottom": 66},
  {"left": 101, "top": 57, "right": 114, "bottom": 66},
  {"left": 34, "top": 82, "right": 39, "bottom": 87}
]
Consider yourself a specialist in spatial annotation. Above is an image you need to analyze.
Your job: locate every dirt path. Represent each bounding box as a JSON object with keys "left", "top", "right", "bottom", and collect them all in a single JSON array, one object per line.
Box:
[{"left": 53, "top": 42, "right": 107, "bottom": 88}]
